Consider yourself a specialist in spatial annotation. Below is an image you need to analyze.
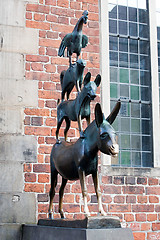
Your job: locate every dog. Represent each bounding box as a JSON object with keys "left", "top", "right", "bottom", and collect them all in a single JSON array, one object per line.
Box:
[{"left": 56, "top": 72, "right": 101, "bottom": 142}]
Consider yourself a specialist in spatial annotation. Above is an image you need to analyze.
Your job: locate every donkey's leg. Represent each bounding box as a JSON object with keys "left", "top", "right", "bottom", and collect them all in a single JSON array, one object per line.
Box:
[
  {"left": 78, "top": 115, "right": 84, "bottom": 138},
  {"left": 56, "top": 118, "right": 63, "bottom": 143},
  {"left": 59, "top": 177, "right": 67, "bottom": 218},
  {"left": 48, "top": 168, "right": 58, "bottom": 219},
  {"left": 92, "top": 171, "right": 106, "bottom": 216},
  {"left": 64, "top": 118, "right": 70, "bottom": 141},
  {"left": 78, "top": 168, "right": 90, "bottom": 216}
]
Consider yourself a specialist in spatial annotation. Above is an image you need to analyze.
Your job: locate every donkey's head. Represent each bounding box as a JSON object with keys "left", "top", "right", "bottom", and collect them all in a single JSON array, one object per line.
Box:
[
  {"left": 95, "top": 101, "right": 121, "bottom": 156},
  {"left": 81, "top": 72, "right": 101, "bottom": 100}
]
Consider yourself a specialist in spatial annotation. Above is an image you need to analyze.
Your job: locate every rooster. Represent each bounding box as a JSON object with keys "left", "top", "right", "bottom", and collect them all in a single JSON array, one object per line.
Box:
[{"left": 58, "top": 10, "right": 88, "bottom": 66}]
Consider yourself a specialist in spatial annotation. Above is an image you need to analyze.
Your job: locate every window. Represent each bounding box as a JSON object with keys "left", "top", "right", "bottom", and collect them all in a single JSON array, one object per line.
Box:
[{"left": 108, "top": 0, "right": 153, "bottom": 167}]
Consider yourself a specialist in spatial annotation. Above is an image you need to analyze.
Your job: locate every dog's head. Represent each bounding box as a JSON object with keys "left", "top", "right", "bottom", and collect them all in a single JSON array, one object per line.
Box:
[{"left": 82, "top": 72, "right": 101, "bottom": 100}]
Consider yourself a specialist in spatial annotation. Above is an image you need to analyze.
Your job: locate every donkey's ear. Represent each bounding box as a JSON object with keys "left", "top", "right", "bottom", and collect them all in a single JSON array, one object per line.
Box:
[
  {"left": 106, "top": 100, "right": 121, "bottom": 124},
  {"left": 83, "top": 72, "right": 91, "bottom": 86},
  {"left": 94, "top": 74, "right": 101, "bottom": 87},
  {"left": 95, "top": 103, "right": 103, "bottom": 128}
]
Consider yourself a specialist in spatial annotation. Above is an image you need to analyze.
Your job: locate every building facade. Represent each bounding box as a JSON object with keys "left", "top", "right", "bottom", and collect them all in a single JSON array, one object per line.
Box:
[{"left": 1, "top": 0, "right": 160, "bottom": 239}]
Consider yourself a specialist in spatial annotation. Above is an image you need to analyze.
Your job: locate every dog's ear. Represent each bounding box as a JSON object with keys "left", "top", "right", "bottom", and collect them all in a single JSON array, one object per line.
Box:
[
  {"left": 83, "top": 72, "right": 91, "bottom": 86},
  {"left": 94, "top": 74, "right": 101, "bottom": 87}
]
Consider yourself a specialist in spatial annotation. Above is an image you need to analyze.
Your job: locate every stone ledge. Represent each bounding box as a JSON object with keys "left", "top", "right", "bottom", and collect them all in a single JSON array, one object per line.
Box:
[{"left": 22, "top": 224, "right": 134, "bottom": 240}]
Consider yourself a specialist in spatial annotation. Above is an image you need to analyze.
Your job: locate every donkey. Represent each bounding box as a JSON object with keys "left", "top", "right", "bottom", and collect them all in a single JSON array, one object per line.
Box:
[
  {"left": 56, "top": 72, "right": 101, "bottom": 142},
  {"left": 49, "top": 101, "right": 121, "bottom": 219},
  {"left": 60, "top": 59, "right": 86, "bottom": 102}
]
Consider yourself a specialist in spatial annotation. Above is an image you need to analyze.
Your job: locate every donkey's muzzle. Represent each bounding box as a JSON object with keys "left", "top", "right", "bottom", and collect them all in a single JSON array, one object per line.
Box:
[{"left": 109, "top": 144, "right": 119, "bottom": 156}]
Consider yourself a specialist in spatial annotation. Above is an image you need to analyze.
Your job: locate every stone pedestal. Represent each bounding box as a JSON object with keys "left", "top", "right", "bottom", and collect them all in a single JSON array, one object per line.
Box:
[{"left": 22, "top": 216, "right": 134, "bottom": 240}]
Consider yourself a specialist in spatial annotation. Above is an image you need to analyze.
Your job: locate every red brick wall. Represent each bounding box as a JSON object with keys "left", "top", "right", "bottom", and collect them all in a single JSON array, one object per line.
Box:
[{"left": 24, "top": 1, "right": 160, "bottom": 239}]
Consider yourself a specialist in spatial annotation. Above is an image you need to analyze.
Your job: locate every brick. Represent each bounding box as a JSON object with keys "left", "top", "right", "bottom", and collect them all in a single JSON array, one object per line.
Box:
[
  {"left": 38, "top": 203, "right": 48, "bottom": 213},
  {"left": 39, "top": 47, "right": 45, "bottom": 55},
  {"left": 101, "top": 176, "right": 112, "bottom": 184},
  {"left": 38, "top": 137, "right": 45, "bottom": 144},
  {"left": 125, "top": 175, "right": 136, "bottom": 185},
  {"left": 133, "top": 232, "right": 145, "bottom": 240},
  {"left": 102, "top": 185, "right": 121, "bottom": 194},
  {"left": 63, "top": 194, "right": 75, "bottom": 203},
  {"left": 24, "top": 183, "right": 44, "bottom": 193},
  {"left": 33, "top": 164, "right": 50, "bottom": 173},
  {"left": 149, "top": 196, "right": 159, "bottom": 203},
  {"left": 146, "top": 186, "right": 160, "bottom": 195},
  {"left": 124, "top": 214, "right": 134, "bottom": 222},
  {"left": 25, "top": 126, "right": 51, "bottom": 136},
  {"left": 141, "top": 223, "right": 151, "bottom": 231},
  {"left": 102, "top": 195, "right": 112, "bottom": 203},
  {"left": 47, "top": 31, "right": 58, "bottom": 39},
  {"left": 45, "top": 100, "right": 56, "bottom": 108},
  {"left": 38, "top": 193, "right": 49, "bottom": 202},
  {"left": 26, "top": 62, "right": 30, "bottom": 71},
  {"left": 71, "top": 184, "right": 82, "bottom": 193},
  {"left": 45, "top": 155, "right": 50, "bottom": 163},
  {"left": 152, "top": 223, "right": 160, "bottom": 231},
  {"left": 45, "top": 0, "right": 56, "bottom": 5},
  {"left": 39, "top": 38, "right": 60, "bottom": 48},
  {"left": 26, "top": 71, "right": 51, "bottom": 81},
  {"left": 108, "top": 204, "right": 131, "bottom": 212},
  {"left": 70, "top": 2, "right": 81, "bottom": 10},
  {"left": 43, "top": 82, "right": 56, "bottom": 90},
  {"left": 24, "top": 108, "right": 50, "bottom": 116},
  {"left": 26, "top": 20, "right": 50, "bottom": 30},
  {"left": 51, "top": 7, "right": 74, "bottom": 17},
  {"left": 31, "top": 62, "right": 43, "bottom": 71},
  {"left": 128, "top": 223, "right": 141, "bottom": 231},
  {"left": 135, "top": 213, "right": 146, "bottom": 222},
  {"left": 114, "top": 195, "right": 125, "bottom": 203},
  {"left": 132, "top": 204, "right": 154, "bottom": 212},
  {"left": 147, "top": 232, "right": 160, "bottom": 240},
  {"left": 148, "top": 178, "right": 159, "bottom": 185},
  {"left": 58, "top": 17, "right": 69, "bottom": 25},
  {"left": 46, "top": 47, "right": 57, "bottom": 56},
  {"left": 26, "top": 4, "right": 50, "bottom": 14},
  {"left": 38, "top": 154, "right": 44, "bottom": 163},
  {"left": 24, "top": 163, "right": 32, "bottom": 172},
  {"left": 122, "top": 186, "right": 144, "bottom": 194},
  {"left": 155, "top": 205, "right": 160, "bottom": 212},
  {"left": 38, "top": 174, "right": 49, "bottom": 183},
  {"left": 137, "top": 177, "right": 147, "bottom": 185},
  {"left": 39, "top": 30, "right": 46, "bottom": 38},
  {"left": 113, "top": 177, "right": 124, "bottom": 185},
  {"left": 25, "top": 173, "right": 36, "bottom": 182},
  {"left": 39, "top": 90, "right": 61, "bottom": 99},
  {"left": 57, "top": 0, "right": 69, "bottom": 8},
  {"left": 38, "top": 100, "right": 45, "bottom": 108},
  {"left": 34, "top": 13, "right": 45, "bottom": 21},
  {"left": 63, "top": 204, "right": 80, "bottom": 213},
  {"left": 31, "top": 117, "right": 43, "bottom": 126},
  {"left": 126, "top": 195, "right": 136, "bottom": 203},
  {"left": 26, "top": 55, "right": 49, "bottom": 62},
  {"left": 45, "top": 118, "right": 56, "bottom": 126},
  {"left": 147, "top": 214, "right": 157, "bottom": 221},
  {"left": 45, "top": 137, "right": 56, "bottom": 144},
  {"left": 137, "top": 195, "right": 147, "bottom": 203},
  {"left": 38, "top": 145, "right": 52, "bottom": 154},
  {"left": 46, "top": 15, "right": 58, "bottom": 23}
]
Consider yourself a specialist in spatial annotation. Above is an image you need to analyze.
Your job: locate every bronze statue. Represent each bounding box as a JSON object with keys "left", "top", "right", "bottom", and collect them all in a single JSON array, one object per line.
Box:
[
  {"left": 56, "top": 72, "right": 101, "bottom": 142},
  {"left": 48, "top": 101, "right": 121, "bottom": 219},
  {"left": 60, "top": 59, "right": 86, "bottom": 102},
  {"left": 58, "top": 10, "right": 88, "bottom": 66}
]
